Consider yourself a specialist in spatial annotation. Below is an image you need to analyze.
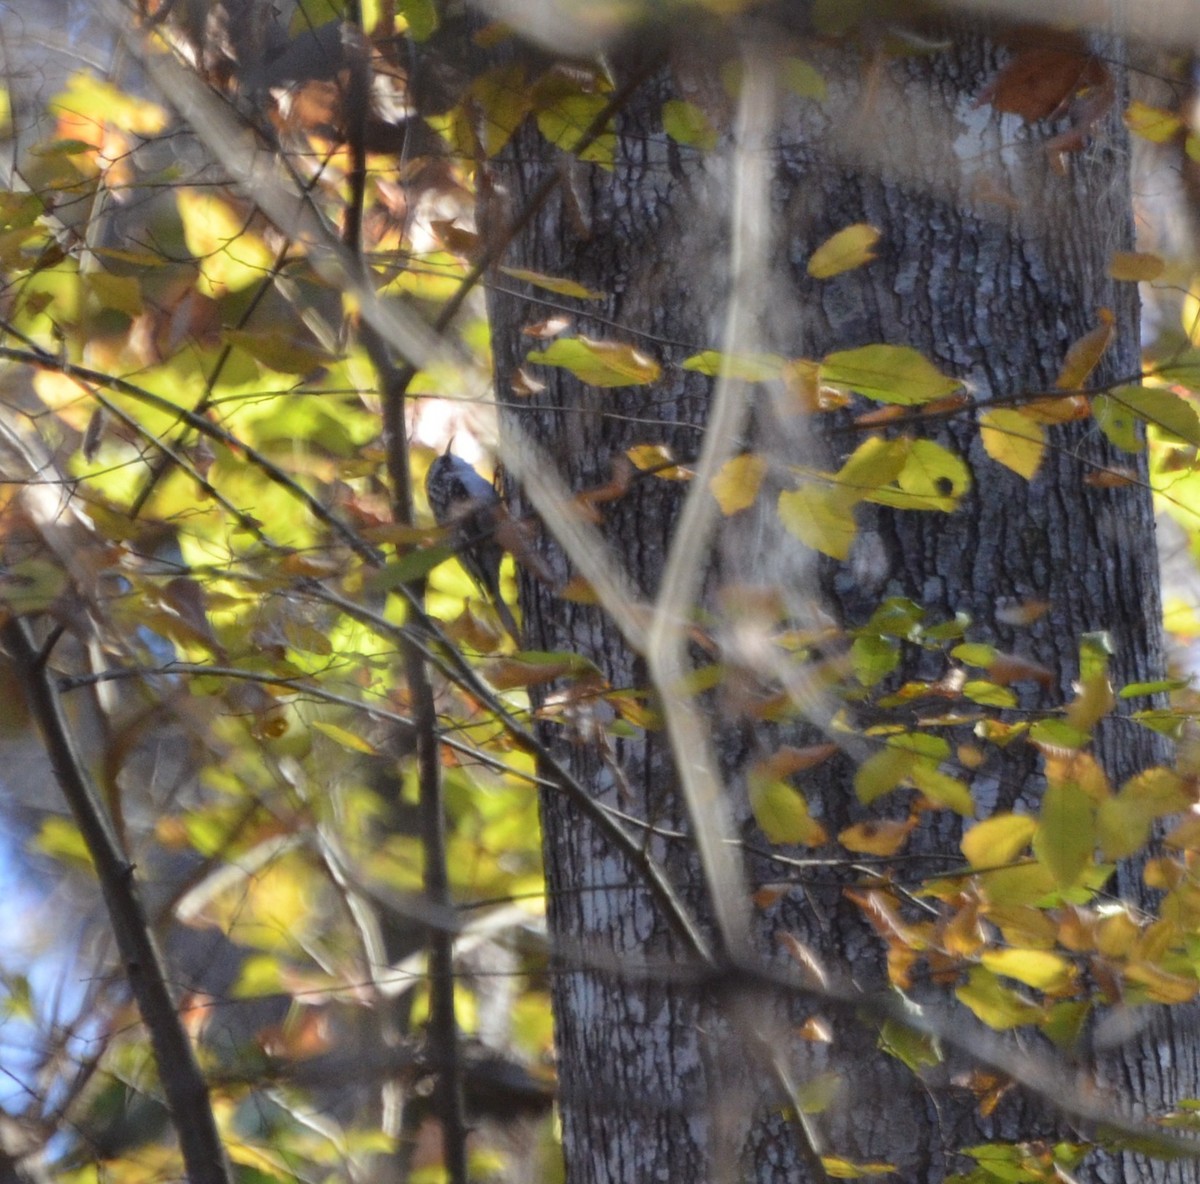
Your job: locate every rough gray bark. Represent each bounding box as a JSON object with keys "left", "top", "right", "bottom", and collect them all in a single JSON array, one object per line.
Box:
[{"left": 486, "top": 16, "right": 1197, "bottom": 1184}]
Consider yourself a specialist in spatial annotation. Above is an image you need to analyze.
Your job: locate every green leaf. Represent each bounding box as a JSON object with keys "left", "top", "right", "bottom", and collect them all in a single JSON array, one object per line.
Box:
[
  {"left": 1107, "top": 386, "right": 1200, "bottom": 447},
  {"left": 878, "top": 1019, "right": 942, "bottom": 1072},
  {"left": 363, "top": 546, "right": 455, "bottom": 593},
  {"left": 1096, "top": 794, "right": 1153, "bottom": 860},
  {"left": 854, "top": 747, "right": 917, "bottom": 805},
  {"left": 807, "top": 223, "right": 881, "bottom": 279},
  {"left": 1028, "top": 719, "right": 1090, "bottom": 750},
  {"left": 962, "top": 814, "right": 1037, "bottom": 868},
  {"left": 1093, "top": 393, "right": 1142, "bottom": 452},
  {"left": 661, "top": 99, "right": 719, "bottom": 151},
  {"left": 311, "top": 721, "right": 379, "bottom": 755},
  {"left": 1119, "top": 678, "right": 1191, "bottom": 698},
  {"left": 681, "top": 350, "right": 786, "bottom": 380},
  {"left": 782, "top": 58, "right": 828, "bottom": 101},
  {"left": 224, "top": 329, "right": 338, "bottom": 376},
  {"left": 909, "top": 762, "right": 973, "bottom": 815},
  {"left": 962, "top": 680, "right": 1017, "bottom": 708},
  {"left": 527, "top": 336, "right": 661, "bottom": 387},
  {"left": 980, "top": 409, "right": 1045, "bottom": 479},
  {"left": 952, "top": 642, "right": 997, "bottom": 668},
  {"left": 1034, "top": 781, "right": 1094, "bottom": 888},
  {"left": 821, "top": 344, "right": 961, "bottom": 405},
  {"left": 864, "top": 597, "right": 925, "bottom": 638},
  {"left": 851, "top": 635, "right": 900, "bottom": 687},
  {"left": 398, "top": 0, "right": 438, "bottom": 38},
  {"left": 749, "top": 776, "right": 826, "bottom": 845},
  {"left": 794, "top": 1070, "right": 843, "bottom": 1114}
]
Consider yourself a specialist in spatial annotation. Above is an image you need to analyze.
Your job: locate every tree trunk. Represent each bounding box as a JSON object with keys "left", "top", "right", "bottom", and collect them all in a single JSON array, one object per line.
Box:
[{"left": 486, "top": 15, "right": 1196, "bottom": 1183}]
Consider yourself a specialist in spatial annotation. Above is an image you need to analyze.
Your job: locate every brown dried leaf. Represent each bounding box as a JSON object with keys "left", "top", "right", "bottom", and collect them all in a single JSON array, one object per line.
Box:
[{"left": 977, "top": 45, "right": 1109, "bottom": 123}]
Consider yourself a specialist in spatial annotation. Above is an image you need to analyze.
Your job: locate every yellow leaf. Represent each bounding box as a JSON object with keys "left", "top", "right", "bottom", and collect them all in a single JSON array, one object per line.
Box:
[
  {"left": 311, "top": 721, "right": 379, "bottom": 755},
  {"left": 807, "top": 223, "right": 881, "bottom": 279},
  {"left": 821, "top": 1157, "right": 896, "bottom": 1180},
  {"left": 838, "top": 818, "right": 914, "bottom": 856},
  {"left": 956, "top": 966, "right": 1042, "bottom": 1029},
  {"left": 836, "top": 435, "right": 910, "bottom": 495},
  {"left": 980, "top": 409, "right": 1045, "bottom": 480},
  {"left": 177, "top": 190, "right": 274, "bottom": 296},
  {"left": 980, "top": 948, "right": 1074, "bottom": 992},
  {"left": 1124, "top": 963, "right": 1198, "bottom": 1004},
  {"left": 470, "top": 65, "right": 534, "bottom": 157},
  {"left": 867, "top": 439, "right": 970, "bottom": 512},
  {"left": 500, "top": 267, "right": 605, "bottom": 300},
  {"left": 710, "top": 453, "right": 766, "bottom": 515},
  {"left": 627, "top": 443, "right": 691, "bottom": 479},
  {"left": 1055, "top": 308, "right": 1114, "bottom": 390},
  {"left": 535, "top": 89, "right": 616, "bottom": 168},
  {"left": 1125, "top": 99, "right": 1182, "bottom": 143},
  {"left": 1109, "top": 251, "right": 1165, "bottom": 282},
  {"left": 961, "top": 814, "right": 1037, "bottom": 868},
  {"left": 778, "top": 484, "right": 858, "bottom": 560}
]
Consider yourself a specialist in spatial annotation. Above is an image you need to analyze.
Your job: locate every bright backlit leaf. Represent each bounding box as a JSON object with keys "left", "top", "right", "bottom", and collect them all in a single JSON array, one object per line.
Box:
[{"left": 980, "top": 948, "right": 1074, "bottom": 993}]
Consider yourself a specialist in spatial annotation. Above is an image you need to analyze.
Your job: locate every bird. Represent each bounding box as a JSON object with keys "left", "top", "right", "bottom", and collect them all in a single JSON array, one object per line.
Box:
[{"left": 425, "top": 445, "right": 521, "bottom": 643}]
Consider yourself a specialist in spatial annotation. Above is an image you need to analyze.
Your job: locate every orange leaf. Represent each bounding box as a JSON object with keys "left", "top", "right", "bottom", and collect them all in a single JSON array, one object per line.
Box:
[
  {"left": 1055, "top": 308, "right": 1114, "bottom": 390},
  {"left": 977, "top": 44, "right": 1109, "bottom": 123}
]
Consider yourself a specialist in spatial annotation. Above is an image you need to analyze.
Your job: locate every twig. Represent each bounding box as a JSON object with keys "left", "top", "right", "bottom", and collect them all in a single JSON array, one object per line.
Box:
[{"left": 0, "top": 617, "right": 233, "bottom": 1184}]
